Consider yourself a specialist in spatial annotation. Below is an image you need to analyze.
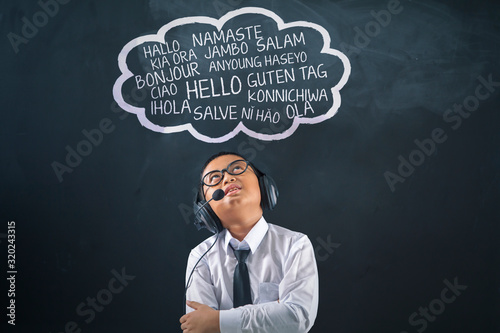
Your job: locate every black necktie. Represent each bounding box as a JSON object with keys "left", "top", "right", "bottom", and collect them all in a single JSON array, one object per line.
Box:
[{"left": 232, "top": 248, "right": 252, "bottom": 307}]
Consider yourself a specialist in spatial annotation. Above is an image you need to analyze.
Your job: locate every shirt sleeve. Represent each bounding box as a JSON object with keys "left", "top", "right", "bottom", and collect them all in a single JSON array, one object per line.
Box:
[
  {"left": 184, "top": 247, "right": 219, "bottom": 314},
  {"left": 220, "top": 234, "right": 319, "bottom": 333}
]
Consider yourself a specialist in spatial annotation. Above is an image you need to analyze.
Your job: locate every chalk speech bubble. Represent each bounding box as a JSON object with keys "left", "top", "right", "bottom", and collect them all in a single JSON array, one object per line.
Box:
[{"left": 113, "top": 7, "right": 351, "bottom": 143}]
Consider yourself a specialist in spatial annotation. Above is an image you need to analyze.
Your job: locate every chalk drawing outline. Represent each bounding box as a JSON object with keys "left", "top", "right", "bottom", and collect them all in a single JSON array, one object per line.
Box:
[{"left": 113, "top": 7, "right": 351, "bottom": 143}]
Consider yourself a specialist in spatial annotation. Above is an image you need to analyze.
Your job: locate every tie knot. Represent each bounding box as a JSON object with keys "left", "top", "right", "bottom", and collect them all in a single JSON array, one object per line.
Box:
[{"left": 234, "top": 249, "right": 250, "bottom": 263}]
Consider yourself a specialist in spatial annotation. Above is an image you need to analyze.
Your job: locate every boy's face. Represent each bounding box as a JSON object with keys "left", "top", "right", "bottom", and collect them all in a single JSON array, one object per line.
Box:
[{"left": 202, "top": 154, "right": 262, "bottom": 223}]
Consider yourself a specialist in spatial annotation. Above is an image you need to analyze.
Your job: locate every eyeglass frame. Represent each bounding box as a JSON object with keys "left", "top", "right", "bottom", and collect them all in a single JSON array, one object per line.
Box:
[{"left": 201, "top": 159, "right": 253, "bottom": 187}]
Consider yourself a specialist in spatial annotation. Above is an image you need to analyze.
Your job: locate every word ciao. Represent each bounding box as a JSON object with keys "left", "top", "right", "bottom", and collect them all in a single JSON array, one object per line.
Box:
[
  {"left": 113, "top": 7, "right": 352, "bottom": 142},
  {"left": 141, "top": 64, "right": 327, "bottom": 99},
  {"left": 149, "top": 64, "right": 328, "bottom": 121},
  {"left": 133, "top": 17, "right": 322, "bottom": 120}
]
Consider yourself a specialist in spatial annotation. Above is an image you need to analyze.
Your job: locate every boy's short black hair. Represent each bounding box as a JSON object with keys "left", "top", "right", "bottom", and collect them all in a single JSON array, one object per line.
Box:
[{"left": 199, "top": 151, "right": 248, "bottom": 179}]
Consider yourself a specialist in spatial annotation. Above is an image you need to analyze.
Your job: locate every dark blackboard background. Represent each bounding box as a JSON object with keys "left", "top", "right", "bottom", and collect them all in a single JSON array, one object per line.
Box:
[{"left": 1, "top": 0, "right": 499, "bottom": 332}]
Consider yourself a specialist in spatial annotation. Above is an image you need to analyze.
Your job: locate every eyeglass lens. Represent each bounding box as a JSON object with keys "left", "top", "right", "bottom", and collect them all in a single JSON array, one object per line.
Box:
[{"left": 203, "top": 160, "right": 248, "bottom": 186}]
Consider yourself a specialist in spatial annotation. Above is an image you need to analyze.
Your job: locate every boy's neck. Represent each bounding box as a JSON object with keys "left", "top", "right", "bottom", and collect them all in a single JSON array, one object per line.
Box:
[{"left": 225, "top": 213, "right": 262, "bottom": 242}]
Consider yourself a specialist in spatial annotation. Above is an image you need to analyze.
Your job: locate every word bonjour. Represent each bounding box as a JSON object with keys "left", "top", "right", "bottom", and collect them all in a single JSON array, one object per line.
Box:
[
  {"left": 384, "top": 74, "right": 499, "bottom": 192},
  {"left": 132, "top": 20, "right": 329, "bottom": 125}
]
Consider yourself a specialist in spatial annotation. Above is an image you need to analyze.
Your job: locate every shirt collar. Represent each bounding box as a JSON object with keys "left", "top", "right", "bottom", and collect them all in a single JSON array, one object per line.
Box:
[{"left": 224, "top": 216, "right": 269, "bottom": 254}]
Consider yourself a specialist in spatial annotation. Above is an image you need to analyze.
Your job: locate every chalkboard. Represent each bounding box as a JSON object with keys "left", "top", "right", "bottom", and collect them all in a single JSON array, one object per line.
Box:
[{"left": 2, "top": 0, "right": 499, "bottom": 332}]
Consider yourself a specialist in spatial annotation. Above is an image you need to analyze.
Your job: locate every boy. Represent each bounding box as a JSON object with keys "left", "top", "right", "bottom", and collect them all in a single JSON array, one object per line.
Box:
[{"left": 180, "top": 152, "right": 318, "bottom": 333}]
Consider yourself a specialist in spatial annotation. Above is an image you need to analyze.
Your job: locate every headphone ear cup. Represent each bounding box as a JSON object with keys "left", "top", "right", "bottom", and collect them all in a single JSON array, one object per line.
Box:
[
  {"left": 193, "top": 200, "right": 224, "bottom": 234},
  {"left": 204, "top": 204, "right": 224, "bottom": 233},
  {"left": 259, "top": 174, "right": 279, "bottom": 210}
]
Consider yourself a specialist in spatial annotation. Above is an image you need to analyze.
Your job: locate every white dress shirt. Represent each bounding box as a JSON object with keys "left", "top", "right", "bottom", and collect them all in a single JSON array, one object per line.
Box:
[{"left": 185, "top": 217, "right": 319, "bottom": 333}]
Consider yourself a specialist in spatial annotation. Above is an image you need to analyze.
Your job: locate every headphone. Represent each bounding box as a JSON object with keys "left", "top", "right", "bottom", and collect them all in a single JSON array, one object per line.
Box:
[{"left": 193, "top": 161, "right": 279, "bottom": 234}]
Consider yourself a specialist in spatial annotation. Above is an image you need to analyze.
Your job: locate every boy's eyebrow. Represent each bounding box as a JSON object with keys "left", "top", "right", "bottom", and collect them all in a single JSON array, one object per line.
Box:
[
  {"left": 201, "top": 167, "right": 218, "bottom": 178},
  {"left": 202, "top": 158, "right": 242, "bottom": 175}
]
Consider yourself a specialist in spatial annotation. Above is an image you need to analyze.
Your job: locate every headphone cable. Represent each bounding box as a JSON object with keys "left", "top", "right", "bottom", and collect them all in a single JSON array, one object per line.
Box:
[{"left": 183, "top": 231, "right": 220, "bottom": 313}]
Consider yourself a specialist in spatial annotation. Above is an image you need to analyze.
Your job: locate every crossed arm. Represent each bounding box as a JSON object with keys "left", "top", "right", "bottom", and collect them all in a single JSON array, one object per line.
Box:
[{"left": 180, "top": 235, "right": 319, "bottom": 333}]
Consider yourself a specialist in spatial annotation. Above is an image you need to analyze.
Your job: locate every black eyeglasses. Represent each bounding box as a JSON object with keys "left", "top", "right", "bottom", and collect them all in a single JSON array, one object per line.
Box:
[{"left": 202, "top": 160, "right": 250, "bottom": 187}]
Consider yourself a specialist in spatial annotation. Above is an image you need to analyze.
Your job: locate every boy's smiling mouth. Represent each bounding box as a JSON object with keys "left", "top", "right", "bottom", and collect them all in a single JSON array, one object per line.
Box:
[{"left": 224, "top": 184, "right": 242, "bottom": 196}]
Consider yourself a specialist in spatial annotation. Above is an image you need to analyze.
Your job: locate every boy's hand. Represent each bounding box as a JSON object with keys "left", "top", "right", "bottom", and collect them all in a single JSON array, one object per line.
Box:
[{"left": 180, "top": 301, "right": 220, "bottom": 333}]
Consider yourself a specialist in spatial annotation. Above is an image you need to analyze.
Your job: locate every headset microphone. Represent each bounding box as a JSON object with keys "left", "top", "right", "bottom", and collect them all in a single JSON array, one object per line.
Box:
[
  {"left": 193, "top": 188, "right": 224, "bottom": 217},
  {"left": 212, "top": 189, "right": 225, "bottom": 201}
]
